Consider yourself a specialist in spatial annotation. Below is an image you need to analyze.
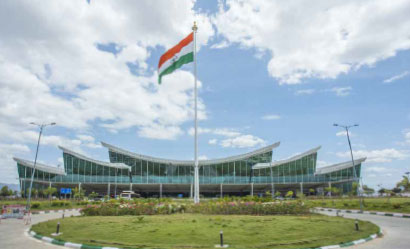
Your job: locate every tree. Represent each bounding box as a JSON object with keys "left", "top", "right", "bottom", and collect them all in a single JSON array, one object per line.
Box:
[
  {"left": 392, "top": 187, "right": 402, "bottom": 194},
  {"left": 351, "top": 182, "right": 359, "bottom": 196},
  {"left": 309, "top": 188, "right": 315, "bottom": 196},
  {"left": 44, "top": 187, "right": 57, "bottom": 201},
  {"left": 1, "top": 186, "right": 12, "bottom": 197},
  {"left": 396, "top": 176, "right": 410, "bottom": 192},
  {"left": 285, "top": 191, "right": 294, "bottom": 198},
  {"left": 362, "top": 185, "right": 375, "bottom": 196},
  {"left": 274, "top": 191, "right": 281, "bottom": 198},
  {"left": 88, "top": 191, "right": 98, "bottom": 200},
  {"left": 325, "top": 187, "right": 341, "bottom": 196},
  {"left": 378, "top": 188, "right": 386, "bottom": 196},
  {"left": 73, "top": 187, "right": 85, "bottom": 200}
]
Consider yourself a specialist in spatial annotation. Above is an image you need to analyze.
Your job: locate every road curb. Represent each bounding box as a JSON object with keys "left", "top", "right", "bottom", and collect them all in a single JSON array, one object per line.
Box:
[
  {"left": 315, "top": 207, "right": 410, "bottom": 218},
  {"left": 27, "top": 227, "right": 383, "bottom": 249},
  {"left": 31, "top": 208, "right": 82, "bottom": 215}
]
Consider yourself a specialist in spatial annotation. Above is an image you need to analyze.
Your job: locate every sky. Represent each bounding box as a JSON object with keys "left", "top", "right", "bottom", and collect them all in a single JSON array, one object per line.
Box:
[{"left": 0, "top": 0, "right": 409, "bottom": 190}]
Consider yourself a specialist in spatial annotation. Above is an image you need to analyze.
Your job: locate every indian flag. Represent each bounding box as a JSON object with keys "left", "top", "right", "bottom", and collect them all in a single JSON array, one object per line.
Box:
[{"left": 158, "top": 32, "right": 194, "bottom": 84}]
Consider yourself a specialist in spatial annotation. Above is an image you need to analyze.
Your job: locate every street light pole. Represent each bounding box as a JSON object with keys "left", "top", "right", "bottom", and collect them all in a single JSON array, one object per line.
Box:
[
  {"left": 26, "top": 122, "right": 56, "bottom": 212},
  {"left": 334, "top": 123, "right": 363, "bottom": 212}
]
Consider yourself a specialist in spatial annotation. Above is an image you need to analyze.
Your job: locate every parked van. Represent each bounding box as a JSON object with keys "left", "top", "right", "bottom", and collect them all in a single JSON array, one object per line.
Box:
[{"left": 119, "top": 191, "right": 140, "bottom": 200}]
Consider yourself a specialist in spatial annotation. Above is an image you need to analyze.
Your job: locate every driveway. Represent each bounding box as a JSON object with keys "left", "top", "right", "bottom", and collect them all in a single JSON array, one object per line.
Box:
[
  {"left": 0, "top": 210, "right": 80, "bottom": 249},
  {"left": 319, "top": 210, "right": 410, "bottom": 249}
]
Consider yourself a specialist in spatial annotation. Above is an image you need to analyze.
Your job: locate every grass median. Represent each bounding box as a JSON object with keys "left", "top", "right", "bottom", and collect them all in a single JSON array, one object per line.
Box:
[{"left": 31, "top": 214, "right": 379, "bottom": 249}]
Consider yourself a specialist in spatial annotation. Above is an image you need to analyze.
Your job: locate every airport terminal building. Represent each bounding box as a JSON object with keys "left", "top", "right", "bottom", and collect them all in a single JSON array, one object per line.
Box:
[{"left": 14, "top": 142, "right": 365, "bottom": 197}]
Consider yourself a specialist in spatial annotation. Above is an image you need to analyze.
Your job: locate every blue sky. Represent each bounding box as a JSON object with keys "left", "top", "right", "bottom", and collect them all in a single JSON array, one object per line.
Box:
[{"left": 0, "top": 0, "right": 409, "bottom": 190}]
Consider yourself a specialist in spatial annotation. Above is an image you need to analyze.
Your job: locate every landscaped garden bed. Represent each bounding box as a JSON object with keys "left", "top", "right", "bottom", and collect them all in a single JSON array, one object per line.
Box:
[{"left": 31, "top": 213, "right": 379, "bottom": 249}]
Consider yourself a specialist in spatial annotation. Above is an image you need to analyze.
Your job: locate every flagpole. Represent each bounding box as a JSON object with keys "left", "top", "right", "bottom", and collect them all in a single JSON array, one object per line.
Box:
[{"left": 192, "top": 21, "right": 199, "bottom": 204}]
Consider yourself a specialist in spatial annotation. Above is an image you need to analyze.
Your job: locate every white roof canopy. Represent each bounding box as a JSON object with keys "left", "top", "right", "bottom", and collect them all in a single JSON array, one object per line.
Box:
[
  {"left": 315, "top": 158, "right": 366, "bottom": 175},
  {"left": 13, "top": 157, "right": 66, "bottom": 175},
  {"left": 101, "top": 141, "right": 280, "bottom": 166},
  {"left": 252, "top": 146, "right": 321, "bottom": 169},
  {"left": 58, "top": 146, "right": 131, "bottom": 170}
]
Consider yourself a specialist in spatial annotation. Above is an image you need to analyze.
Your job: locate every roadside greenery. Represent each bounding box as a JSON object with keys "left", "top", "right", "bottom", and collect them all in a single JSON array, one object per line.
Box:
[
  {"left": 80, "top": 198, "right": 310, "bottom": 216},
  {"left": 31, "top": 214, "right": 379, "bottom": 249}
]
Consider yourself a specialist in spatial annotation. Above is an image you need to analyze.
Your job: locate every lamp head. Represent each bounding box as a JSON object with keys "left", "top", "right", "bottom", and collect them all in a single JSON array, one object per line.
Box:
[
  {"left": 50, "top": 122, "right": 56, "bottom": 125},
  {"left": 354, "top": 124, "right": 359, "bottom": 127},
  {"left": 333, "top": 123, "right": 338, "bottom": 127}
]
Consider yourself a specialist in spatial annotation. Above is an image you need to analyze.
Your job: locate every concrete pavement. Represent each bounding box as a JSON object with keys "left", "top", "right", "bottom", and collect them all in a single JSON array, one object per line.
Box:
[
  {"left": 318, "top": 210, "right": 410, "bottom": 249},
  {"left": 1, "top": 209, "right": 409, "bottom": 249},
  {"left": 0, "top": 210, "right": 80, "bottom": 249}
]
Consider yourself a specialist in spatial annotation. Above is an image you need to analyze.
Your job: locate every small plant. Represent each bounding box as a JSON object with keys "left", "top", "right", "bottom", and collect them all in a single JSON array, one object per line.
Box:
[
  {"left": 392, "top": 203, "right": 401, "bottom": 209},
  {"left": 137, "top": 216, "right": 144, "bottom": 222},
  {"left": 31, "top": 202, "right": 41, "bottom": 209}
]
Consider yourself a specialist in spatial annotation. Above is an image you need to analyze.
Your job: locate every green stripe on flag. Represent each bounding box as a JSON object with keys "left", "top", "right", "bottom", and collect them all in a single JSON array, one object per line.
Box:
[{"left": 158, "top": 52, "right": 193, "bottom": 84}]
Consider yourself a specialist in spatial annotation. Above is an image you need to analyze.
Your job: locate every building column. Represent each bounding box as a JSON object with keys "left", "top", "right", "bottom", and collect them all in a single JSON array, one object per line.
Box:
[
  {"left": 271, "top": 183, "right": 275, "bottom": 198},
  {"left": 130, "top": 183, "right": 133, "bottom": 192},
  {"left": 220, "top": 183, "right": 223, "bottom": 198},
  {"left": 190, "top": 183, "right": 193, "bottom": 198},
  {"left": 328, "top": 182, "right": 332, "bottom": 197},
  {"left": 79, "top": 182, "right": 81, "bottom": 192},
  {"left": 250, "top": 183, "right": 254, "bottom": 196},
  {"left": 300, "top": 182, "right": 303, "bottom": 195},
  {"left": 107, "top": 183, "right": 110, "bottom": 198},
  {"left": 49, "top": 182, "right": 52, "bottom": 188},
  {"left": 159, "top": 183, "right": 163, "bottom": 198}
]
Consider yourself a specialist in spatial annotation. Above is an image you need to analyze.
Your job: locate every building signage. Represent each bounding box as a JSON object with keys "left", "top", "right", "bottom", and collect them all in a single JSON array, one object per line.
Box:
[{"left": 1, "top": 205, "right": 25, "bottom": 219}]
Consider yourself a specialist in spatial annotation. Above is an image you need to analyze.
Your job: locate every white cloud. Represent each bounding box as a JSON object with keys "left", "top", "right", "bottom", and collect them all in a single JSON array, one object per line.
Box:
[
  {"left": 336, "top": 130, "right": 355, "bottom": 137},
  {"left": 336, "top": 148, "right": 409, "bottom": 163},
  {"left": 383, "top": 70, "right": 409, "bottom": 83},
  {"left": 365, "top": 166, "right": 389, "bottom": 173},
  {"left": 317, "top": 160, "right": 330, "bottom": 167},
  {"left": 0, "top": 1, "right": 216, "bottom": 180},
  {"left": 198, "top": 155, "right": 208, "bottom": 160},
  {"left": 329, "top": 87, "right": 352, "bottom": 97},
  {"left": 210, "top": 40, "right": 230, "bottom": 49},
  {"left": 0, "top": 143, "right": 30, "bottom": 183},
  {"left": 208, "top": 139, "right": 218, "bottom": 145},
  {"left": 188, "top": 127, "right": 241, "bottom": 137},
  {"left": 295, "top": 89, "right": 315, "bottom": 96},
  {"left": 213, "top": 0, "right": 410, "bottom": 84},
  {"left": 403, "top": 130, "right": 410, "bottom": 144},
  {"left": 0, "top": 0, "right": 213, "bottom": 137},
  {"left": 189, "top": 127, "right": 266, "bottom": 148},
  {"left": 261, "top": 114, "right": 281, "bottom": 120},
  {"left": 220, "top": 135, "right": 266, "bottom": 148},
  {"left": 138, "top": 124, "right": 183, "bottom": 140}
]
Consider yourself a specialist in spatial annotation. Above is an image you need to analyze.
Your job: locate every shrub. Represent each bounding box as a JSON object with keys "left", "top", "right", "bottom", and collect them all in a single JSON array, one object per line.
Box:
[
  {"left": 31, "top": 202, "right": 41, "bottom": 209},
  {"left": 392, "top": 203, "right": 401, "bottom": 209},
  {"left": 80, "top": 200, "right": 310, "bottom": 216}
]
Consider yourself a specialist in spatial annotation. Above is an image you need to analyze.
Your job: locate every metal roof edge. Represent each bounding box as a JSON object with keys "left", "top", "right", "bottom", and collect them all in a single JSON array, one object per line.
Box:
[
  {"left": 58, "top": 146, "right": 131, "bottom": 170},
  {"left": 315, "top": 157, "right": 367, "bottom": 175},
  {"left": 253, "top": 146, "right": 321, "bottom": 169},
  {"left": 101, "top": 141, "right": 280, "bottom": 166},
  {"left": 13, "top": 157, "right": 66, "bottom": 175}
]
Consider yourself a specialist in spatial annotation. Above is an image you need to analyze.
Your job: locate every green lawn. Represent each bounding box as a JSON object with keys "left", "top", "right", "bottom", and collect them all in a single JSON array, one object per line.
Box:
[
  {"left": 305, "top": 197, "right": 410, "bottom": 214},
  {"left": 31, "top": 214, "right": 379, "bottom": 249},
  {"left": 0, "top": 199, "right": 85, "bottom": 212}
]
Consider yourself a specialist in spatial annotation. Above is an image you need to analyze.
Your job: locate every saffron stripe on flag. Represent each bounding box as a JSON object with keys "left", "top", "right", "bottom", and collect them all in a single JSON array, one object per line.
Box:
[{"left": 158, "top": 32, "right": 193, "bottom": 69}]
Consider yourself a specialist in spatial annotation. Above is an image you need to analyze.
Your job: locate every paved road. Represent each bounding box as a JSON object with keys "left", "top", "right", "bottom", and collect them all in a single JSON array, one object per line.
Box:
[
  {"left": 319, "top": 210, "right": 410, "bottom": 249},
  {"left": 0, "top": 210, "right": 80, "bottom": 249},
  {"left": 1, "top": 210, "right": 409, "bottom": 249}
]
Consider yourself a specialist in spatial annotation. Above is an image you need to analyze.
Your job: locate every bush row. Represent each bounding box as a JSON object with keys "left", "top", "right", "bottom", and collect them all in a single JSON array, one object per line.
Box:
[{"left": 80, "top": 200, "right": 309, "bottom": 216}]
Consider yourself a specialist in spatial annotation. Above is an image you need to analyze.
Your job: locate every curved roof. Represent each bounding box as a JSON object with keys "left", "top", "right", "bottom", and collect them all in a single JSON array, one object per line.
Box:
[
  {"left": 101, "top": 141, "right": 280, "bottom": 166},
  {"left": 315, "top": 158, "right": 366, "bottom": 175},
  {"left": 13, "top": 157, "right": 66, "bottom": 175},
  {"left": 58, "top": 146, "right": 131, "bottom": 170},
  {"left": 252, "top": 146, "right": 321, "bottom": 169}
]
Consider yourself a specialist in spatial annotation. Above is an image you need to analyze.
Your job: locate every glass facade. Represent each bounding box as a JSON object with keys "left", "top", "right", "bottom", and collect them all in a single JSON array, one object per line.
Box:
[{"left": 14, "top": 144, "right": 364, "bottom": 195}]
